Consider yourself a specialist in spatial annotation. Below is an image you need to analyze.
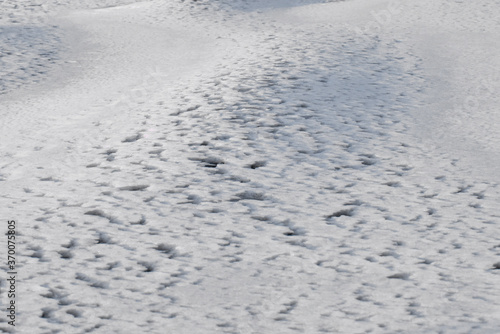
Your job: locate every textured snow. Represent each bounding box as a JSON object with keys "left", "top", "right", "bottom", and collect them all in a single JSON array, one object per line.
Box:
[{"left": 1, "top": 0, "right": 500, "bottom": 333}]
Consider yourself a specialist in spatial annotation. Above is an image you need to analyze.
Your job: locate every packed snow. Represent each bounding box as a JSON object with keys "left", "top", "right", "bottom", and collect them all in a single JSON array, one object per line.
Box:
[{"left": 1, "top": 0, "right": 499, "bottom": 333}]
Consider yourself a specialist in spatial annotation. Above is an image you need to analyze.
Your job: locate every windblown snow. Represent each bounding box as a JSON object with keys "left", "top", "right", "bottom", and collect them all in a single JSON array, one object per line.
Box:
[{"left": 1, "top": 0, "right": 499, "bottom": 333}]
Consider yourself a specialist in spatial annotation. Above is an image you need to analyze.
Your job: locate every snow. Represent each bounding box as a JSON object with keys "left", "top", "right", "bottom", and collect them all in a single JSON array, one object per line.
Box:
[{"left": 1, "top": 0, "right": 500, "bottom": 333}]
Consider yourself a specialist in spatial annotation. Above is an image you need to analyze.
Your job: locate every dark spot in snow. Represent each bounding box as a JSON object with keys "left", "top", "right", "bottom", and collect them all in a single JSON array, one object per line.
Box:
[
  {"left": 232, "top": 191, "right": 266, "bottom": 201},
  {"left": 249, "top": 161, "right": 266, "bottom": 169},
  {"left": 327, "top": 208, "right": 355, "bottom": 219},
  {"left": 41, "top": 308, "right": 55, "bottom": 319},
  {"left": 119, "top": 184, "right": 149, "bottom": 191},
  {"left": 387, "top": 273, "right": 410, "bottom": 280},
  {"left": 155, "top": 243, "right": 178, "bottom": 259},
  {"left": 122, "top": 133, "right": 142, "bottom": 143},
  {"left": 66, "top": 309, "right": 82, "bottom": 318}
]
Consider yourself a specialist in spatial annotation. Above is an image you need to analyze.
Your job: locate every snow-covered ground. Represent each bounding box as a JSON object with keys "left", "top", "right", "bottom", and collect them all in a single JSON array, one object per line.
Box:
[{"left": 1, "top": 0, "right": 499, "bottom": 333}]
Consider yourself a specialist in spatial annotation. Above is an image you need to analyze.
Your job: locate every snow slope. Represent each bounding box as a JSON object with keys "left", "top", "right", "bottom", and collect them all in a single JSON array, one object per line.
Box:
[
  {"left": 1, "top": 0, "right": 499, "bottom": 333},
  {"left": 0, "top": 0, "right": 149, "bottom": 96}
]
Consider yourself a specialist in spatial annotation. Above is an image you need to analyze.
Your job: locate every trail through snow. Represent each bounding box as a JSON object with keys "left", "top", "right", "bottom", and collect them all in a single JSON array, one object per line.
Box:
[{"left": 1, "top": 0, "right": 499, "bottom": 333}]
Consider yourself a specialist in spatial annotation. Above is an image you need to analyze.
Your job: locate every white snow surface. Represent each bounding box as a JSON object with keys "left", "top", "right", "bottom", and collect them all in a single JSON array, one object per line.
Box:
[{"left": 1, "top": 0, "right": 500, "bottom": 333}]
